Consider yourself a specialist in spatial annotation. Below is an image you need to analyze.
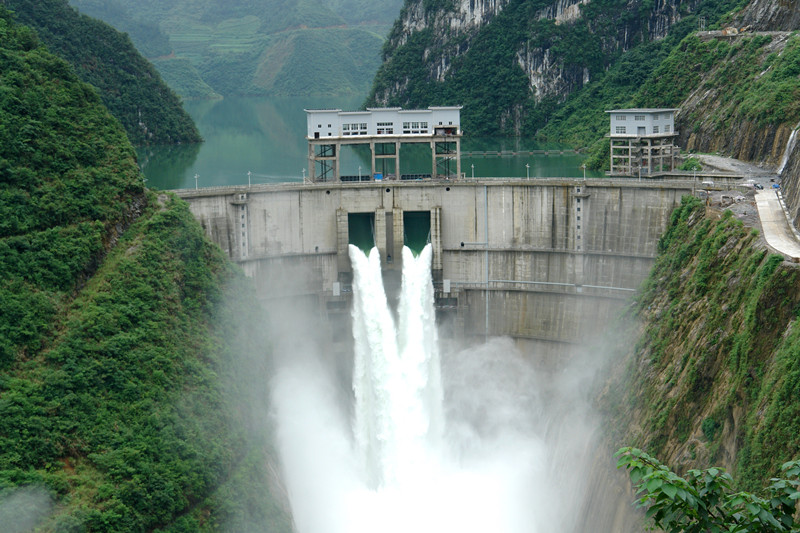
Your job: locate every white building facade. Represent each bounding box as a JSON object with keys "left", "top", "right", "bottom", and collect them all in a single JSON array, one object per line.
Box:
[
  {"left": 606, "top": 108, "right": 679, "bottom": 176},
  {"left": 305, "top": 107, "right": 462, "bottom": 182},
  {"left": 306, "top": 107, "right": 461, "bottom": 140}
]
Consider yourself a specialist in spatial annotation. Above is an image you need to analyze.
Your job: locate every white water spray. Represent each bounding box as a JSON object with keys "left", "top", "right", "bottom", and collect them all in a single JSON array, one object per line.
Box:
[
  {"left": 351, "top": 244, "right": 444, "bottom": 488},
  {"left": 271, "top": 243, "right": 605, "bottom": 533},
  {"left": 778, "top": 122, "right": 800, "bottom": 175}
]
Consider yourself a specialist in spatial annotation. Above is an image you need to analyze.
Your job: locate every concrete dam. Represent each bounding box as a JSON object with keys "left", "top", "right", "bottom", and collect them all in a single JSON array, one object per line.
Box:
[{"left": 176, "top": 178, "right": 694, "bottom": 358}]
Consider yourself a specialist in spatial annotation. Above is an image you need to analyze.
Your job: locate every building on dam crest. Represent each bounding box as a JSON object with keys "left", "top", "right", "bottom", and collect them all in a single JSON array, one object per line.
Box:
[{"left": 305, "top": 106, "right": 462, "bottom": 182}]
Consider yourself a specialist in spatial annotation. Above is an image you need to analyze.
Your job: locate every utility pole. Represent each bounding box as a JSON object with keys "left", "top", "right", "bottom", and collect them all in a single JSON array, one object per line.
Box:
[
  {"left": 526, "top": 163, "right": 530, "bottom": 180},
  {"left": 194, "top": 173, "right": 199, "bottom": 189},
  {"left": 248, "top": 170, "right": 251, "bottom": 188},
  {"left": 471, "top": 163, "right": 474, "bottom": 179}
]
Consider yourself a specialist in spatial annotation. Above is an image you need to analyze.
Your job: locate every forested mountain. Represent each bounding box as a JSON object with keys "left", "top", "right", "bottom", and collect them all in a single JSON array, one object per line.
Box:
[
  {"left": 69, "top": 0, "right": 403, "bottom": 99},
  {"left": 366, "top": 0, "right": 800, "bottom": 164},
  {"left": 5, "top": 0, "right": 201, "bottom": 145},
  {"left": 0, "top": 8, "right": 289, "bottom": 530}
]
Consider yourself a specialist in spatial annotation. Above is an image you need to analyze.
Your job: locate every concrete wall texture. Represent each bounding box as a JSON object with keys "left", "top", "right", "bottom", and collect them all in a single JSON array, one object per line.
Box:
[{"left": 176, "top": 179, "right": 692, "bottom": 355}]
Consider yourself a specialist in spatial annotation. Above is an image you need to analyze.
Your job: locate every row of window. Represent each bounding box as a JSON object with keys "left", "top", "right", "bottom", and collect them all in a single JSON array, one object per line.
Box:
[
  {"left": 615, "top": 114, "right": 667, "bottom": 121},
  {"left": 614, "top": 124, "right": 672, "bottom": 134},
  {"left": 343, "top": 123, "right": 368, "bottom": 136},
  {"left": 316, "top": 120, "right": 455, "bottom": 135}
]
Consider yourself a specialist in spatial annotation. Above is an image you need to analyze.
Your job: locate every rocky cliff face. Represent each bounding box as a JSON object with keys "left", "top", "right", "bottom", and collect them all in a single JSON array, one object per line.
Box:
[
  {"left": 665, "top": 26, "right": 800, "bottom": 226},
  {"left": 677, "top": 32, "right": 794, "bottom": 167},
  {"left": 369, "top": 0, "right": 702, "bottom": 134},
  {"left": 778, "top": 139, "right": 800, "bottom": 226},
  {"left": 735, "top": 0, "right": 800, "bottom": 31}
]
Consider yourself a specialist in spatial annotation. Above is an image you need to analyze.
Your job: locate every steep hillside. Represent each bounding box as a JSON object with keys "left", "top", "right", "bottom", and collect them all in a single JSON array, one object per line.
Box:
[
  {"left": 70, "top": 0, "right": 402, "bottom": 98},
  {"left": 6, "top": 0, "right": 201, "bottom": 145},
  {"left": 367, "top": 0, "right": 754, "bottom": 136},
  {"left": 637, "top": 31, "right": 800, "bottom": 163},
  {"left": 603, "top": 197, "right": 800, "bottom": 490},
  {"left": 0, "top": 9, "right": 289, "bottom": 531}
]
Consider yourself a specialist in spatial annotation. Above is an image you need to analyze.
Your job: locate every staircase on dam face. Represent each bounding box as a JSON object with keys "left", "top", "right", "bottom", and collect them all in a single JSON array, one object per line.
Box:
[{"left": 175, "top": 178, "right": 696, "bottom": 361}]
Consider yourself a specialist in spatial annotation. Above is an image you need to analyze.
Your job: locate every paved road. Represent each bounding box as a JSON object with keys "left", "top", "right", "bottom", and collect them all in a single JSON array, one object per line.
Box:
[{"left": 754, "top": 189, "right": 800, "bottom": 259}]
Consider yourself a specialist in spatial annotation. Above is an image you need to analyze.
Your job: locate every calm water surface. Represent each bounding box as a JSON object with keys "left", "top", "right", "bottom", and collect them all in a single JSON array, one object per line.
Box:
[{"left": 137, "top": 96, "right": 601, "bottom": 190}]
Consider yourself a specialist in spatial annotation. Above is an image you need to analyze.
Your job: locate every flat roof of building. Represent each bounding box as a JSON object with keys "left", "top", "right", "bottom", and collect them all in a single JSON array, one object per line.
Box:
[
  {"left": 606, "top": 108, "right": 679, "bottom": 113},
  {"left": 305, "top": 106, "right": 463, "bottom": 113}
]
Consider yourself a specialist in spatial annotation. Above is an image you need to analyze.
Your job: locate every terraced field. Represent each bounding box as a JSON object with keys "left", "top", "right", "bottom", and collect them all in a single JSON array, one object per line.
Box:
[{"left": 71, "top": 0, "right": 401, "bottom": 98}]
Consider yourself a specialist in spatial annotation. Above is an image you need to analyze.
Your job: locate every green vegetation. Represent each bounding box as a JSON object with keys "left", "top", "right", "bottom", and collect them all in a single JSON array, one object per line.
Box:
[
  {"left": 638, "top": 33, "right": 800, "bottom": 130},
  {"left": 368, "top": 0, "right": 758, "bottom": 144},
  {"left": 7, "top": 0, "right": 201, "bottom": 145},
  {"left": 605, "top": 196, "right": 800, "bottom": 493},
  {"left": 152, "top": 57, "right": 222, "bottom": 100},
  {"left": 69, "top": 0, "right": 172, "bottom": 58},
  {"left": 680, "top": 157, "right": 704, "bottom": 171},
  {"left": 69, "top": 0, "right": 402, "bottom": 98},
  {"left": 0, "top": 9, "right": 289, "bottom": 530},
  {"left": 617, "top": 448, "right": 800, "bottom": 532}
]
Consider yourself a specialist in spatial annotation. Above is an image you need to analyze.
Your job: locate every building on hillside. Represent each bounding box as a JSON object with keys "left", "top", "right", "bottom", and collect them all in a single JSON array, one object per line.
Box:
[
  {"left": 606, "top": 108, "right": 679, "bottom": 176},
  {"left": 305, "top": 106, "right": 462, "bottom": 182}
]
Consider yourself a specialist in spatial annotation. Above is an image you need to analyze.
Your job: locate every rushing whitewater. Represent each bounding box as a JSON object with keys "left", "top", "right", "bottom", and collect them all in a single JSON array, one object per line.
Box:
[
  {"left": 270, "top": 242, "right": 602, "bottom": 533},
  {"left": 350, "top": 244, "right": 444, "bottom": 488}
]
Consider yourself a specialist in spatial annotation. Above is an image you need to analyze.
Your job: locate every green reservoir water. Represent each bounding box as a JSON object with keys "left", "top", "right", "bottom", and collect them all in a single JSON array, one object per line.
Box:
[{"left": 137, "top": 96, "right": 602, "bottom": 190}]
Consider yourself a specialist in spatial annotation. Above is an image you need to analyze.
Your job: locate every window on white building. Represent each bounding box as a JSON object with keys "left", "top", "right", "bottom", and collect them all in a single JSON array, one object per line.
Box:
[
  {"left": 653, "top": 126, "right": 659, "bottom": 133},
  {"left": 616, "top": 115, "right": 626, "bottom": 121},
  {"left": 615, "top": 126, "right": 626, "bottom": 134},
  {"left": 635, "top": 115, "right": 645, "bottom": 121},
  {"left": 665, "top": 124, "right": 671, "bottom": 133}
]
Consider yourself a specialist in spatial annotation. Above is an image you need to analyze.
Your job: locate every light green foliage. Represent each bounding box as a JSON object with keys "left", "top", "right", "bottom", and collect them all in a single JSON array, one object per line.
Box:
[
  {"left": 680, "top": 157, "right": 704, "bottom": 171},
  {"left": 616, "top": 447, "right": 800, "bottom": 532},
  {"left": 6, "top": 0, "right": 201, "bottom": 145}
]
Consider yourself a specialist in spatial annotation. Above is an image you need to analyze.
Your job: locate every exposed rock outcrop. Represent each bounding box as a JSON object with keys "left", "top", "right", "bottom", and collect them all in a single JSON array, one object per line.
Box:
[
  {"left": 371, "top": 0, "right": 704, "bottom": 134},
  {"left": 735, "top": 0, "right": 800, "bottom": 31}
]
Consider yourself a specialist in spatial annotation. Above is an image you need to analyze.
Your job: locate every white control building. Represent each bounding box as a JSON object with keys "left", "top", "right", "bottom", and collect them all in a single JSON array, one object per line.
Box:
[{"left": 305, "top": 106, "right": 462, "bottom": 182}]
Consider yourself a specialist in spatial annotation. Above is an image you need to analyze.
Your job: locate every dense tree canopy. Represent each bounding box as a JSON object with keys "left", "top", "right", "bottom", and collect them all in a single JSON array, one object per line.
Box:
[
  {"left": 6, "top": 0, "right": 201, "bottom": 145},
  {"left": 0, "top": 8, "right": 289, "bottom": 530}
]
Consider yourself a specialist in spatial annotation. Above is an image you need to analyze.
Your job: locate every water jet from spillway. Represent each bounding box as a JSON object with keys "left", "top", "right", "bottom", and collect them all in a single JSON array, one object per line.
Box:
[{"left": 270, "top": 243, "right": 611, "bottom": 533}]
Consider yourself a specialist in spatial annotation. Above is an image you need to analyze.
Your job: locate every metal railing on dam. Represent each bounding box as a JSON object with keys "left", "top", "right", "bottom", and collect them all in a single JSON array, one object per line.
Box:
[{"left": 173, "top": 177, "right": 707, "bottom": 356}]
